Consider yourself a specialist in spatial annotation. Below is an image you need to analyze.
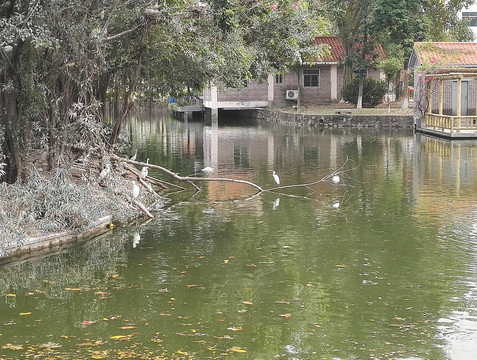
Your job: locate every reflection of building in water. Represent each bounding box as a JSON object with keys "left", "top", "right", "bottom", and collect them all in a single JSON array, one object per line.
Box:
[{"left": 418, "top": 134, "right": 477, "bottom": 190}]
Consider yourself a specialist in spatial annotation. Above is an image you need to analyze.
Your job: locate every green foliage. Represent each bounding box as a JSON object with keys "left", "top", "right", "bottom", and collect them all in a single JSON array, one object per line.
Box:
[
  {"left": 341, "top": 77, "right": 387, "bottom": 107},
  {"left": 377, "top": 44, "right": 405, "bottom": 83}
]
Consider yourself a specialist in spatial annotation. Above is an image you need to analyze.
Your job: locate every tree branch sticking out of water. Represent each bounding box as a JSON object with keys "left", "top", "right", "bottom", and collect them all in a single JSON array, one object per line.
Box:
[{"left": 113, "top": 154, "right": 355, "bottom": 198}]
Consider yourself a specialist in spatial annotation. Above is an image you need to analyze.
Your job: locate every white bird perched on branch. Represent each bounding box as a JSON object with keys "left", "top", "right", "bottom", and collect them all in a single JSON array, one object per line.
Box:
[
  {"left": 201, "top": 166, "right": 214, "bottom": 175},
  {"left": 132, "top": 180, "right": 140, "bottom": 198},
  {"left": 140, "top": 158, "right": 149, "bottom": 179},
  {"left": 272, "top": 170, "right": 280, "bottom": 186},
  {"left": 332, "top": 175, "right": 340, "bottom": 183},
  {"left": 130, "top": 149, "right": 138, "bottom": 161}
]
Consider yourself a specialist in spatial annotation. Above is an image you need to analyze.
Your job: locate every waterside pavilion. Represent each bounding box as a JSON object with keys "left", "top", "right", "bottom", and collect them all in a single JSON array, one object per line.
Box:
[{"left": 409, "top": 42, "right": 477, "bottom": 139}]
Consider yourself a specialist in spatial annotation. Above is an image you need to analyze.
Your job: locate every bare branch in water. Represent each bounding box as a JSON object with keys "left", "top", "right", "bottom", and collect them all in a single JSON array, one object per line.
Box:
[{"left": 113, "top": 154, "right": 355, "bottom": 197}]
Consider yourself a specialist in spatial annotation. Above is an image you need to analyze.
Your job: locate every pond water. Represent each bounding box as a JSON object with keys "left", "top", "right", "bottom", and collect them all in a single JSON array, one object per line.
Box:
[{"left": 2, "top": 112, "right": 477, "bottom": 359}]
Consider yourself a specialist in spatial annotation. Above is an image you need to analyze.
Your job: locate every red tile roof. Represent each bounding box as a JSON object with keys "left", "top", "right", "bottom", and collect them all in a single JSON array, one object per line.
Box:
[
  {"left": 313, "top": 36, "right": 386, "bottom": 63},
  {"left": 414, "top": 42, "right": 477, "bottom": 67}
]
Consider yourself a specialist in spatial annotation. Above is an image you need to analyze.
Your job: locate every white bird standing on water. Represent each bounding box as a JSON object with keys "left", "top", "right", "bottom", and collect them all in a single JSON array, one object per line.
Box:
[
  {"left": 332, "top": 175, "right": 340, "bottom": 183},
  {"left": 272, "top": 170, "right": 280, "bottom": 186},
  {"left": 130, "top": 149, "right": 138, "bottom": 161},
  {"left": 201, "top": 166, "right": 214, "bottom": 175},
  {"left": 132, "top": 180, "right": 140, "bottom": 198},
  {"left": 140, "top": 158, "right": 149, "bottom": 179}
]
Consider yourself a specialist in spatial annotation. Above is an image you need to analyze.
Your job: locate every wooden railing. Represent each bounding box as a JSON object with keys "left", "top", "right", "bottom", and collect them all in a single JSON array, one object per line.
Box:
[{"left": 424, "top": 113, "right": 477, "bottom": 134}]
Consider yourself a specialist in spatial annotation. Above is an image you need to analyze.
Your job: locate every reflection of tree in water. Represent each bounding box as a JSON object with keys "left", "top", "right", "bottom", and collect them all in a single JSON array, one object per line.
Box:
[{"left": 0, "top": 230, "right": 131, "bottom": 299}]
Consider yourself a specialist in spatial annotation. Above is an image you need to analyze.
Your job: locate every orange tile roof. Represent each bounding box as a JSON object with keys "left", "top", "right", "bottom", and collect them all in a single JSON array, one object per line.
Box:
[
  {"left": 414, "top": 42, "right": 477, "bottom": 67},
  {"left": 313, "top": 36, "right": 386, "bottom": 63}
]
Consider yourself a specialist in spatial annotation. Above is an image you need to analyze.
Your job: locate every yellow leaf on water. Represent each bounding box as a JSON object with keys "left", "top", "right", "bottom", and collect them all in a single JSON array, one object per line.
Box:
[
  {"left": 227, "top": 326, "right": 243, "bottom": 331},
  {"left": 6, "top": 293, "right": 16, "bottom": 297},
  {"left": 223, "top": 259, "right": 229, "bottom": 264},
  {"left": 111, "top": 274, "right": 120, "bottom": 278},
  {"left": 279, "top": 313, "right": 292, "bottom": 318},
  {"left": 336, "top": 264, "right": 348, "bottom": 268},
  {"left": 228, "top": 347, "right": 247, "bottom": 353},
  {"left": 110, "top": 335, "right": 127, "bottom": 340},
  {"left": 119, "top": 326, "right": 136, "bottom": 330},
  {"left": 241, "top": 301, "right": 253, "bottom": 305},
  {"left": 19, "top": 312, "right": 32, "bottom": 316},
  {"left": 187, "top": 284, "right": 198, "bottom": 288}
]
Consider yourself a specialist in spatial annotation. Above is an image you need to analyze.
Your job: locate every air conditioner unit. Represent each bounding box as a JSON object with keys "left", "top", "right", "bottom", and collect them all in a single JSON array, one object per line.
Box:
[{"left": 286, "top": 90, "right": 299, "bottom": 100}]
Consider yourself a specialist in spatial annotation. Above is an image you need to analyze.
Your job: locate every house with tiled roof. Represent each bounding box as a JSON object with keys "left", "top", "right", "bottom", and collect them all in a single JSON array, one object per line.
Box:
[
  {"left": 408, "top": 42, "right": 477, "bottom": 138},
  {"left": 201, "top": 36, "right": 386, "bottom": 118}
]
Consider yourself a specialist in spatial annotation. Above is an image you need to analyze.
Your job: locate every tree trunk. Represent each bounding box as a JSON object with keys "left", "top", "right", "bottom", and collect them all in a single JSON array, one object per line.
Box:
[
  {"left": 0, "top": 41, "right": 24, "bottom": 183},
  {"left": 357, "top": 77, "right": 364, "bottom": 109},
  {"left": 109, "top": 50, "right": 143, "bottom": 146}
]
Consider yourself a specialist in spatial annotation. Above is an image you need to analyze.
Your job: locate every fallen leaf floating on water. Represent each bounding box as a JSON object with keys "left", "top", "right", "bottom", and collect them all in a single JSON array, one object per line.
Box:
[
  {"left": 228, "top": 347, "right": 247, "bottom": 353},
  {"left": 110, "top": 335, "right": 128, "bottom": 340},
  {"left": 110, "top": 333, "right": 138, "bottom": 341},
  {"left": 119, "top": 326, "right": 136, "bottom": 330},
  {"left": 19, "top": 312, "right": 32, "bottom": 316},
  {"left": 40, "top": 342, "right": 62, "bottom": 349},
  {"left": 2, "top": 344, "right": 24, "bottom": 350},
  {"left": 214, "top": 335, "right": 234, "bottom": 340},
  {"left": 241, "top": 301, "right": 253, "bottom": 305},
  {"left": 280, "top": 313, "right": 292, "bottom": 318},
  {"left": 6, "top": 293, "right": 16, "bottom": 297},
  {"left": 336, "top": 264, "right": 348, "bottom": 269},
  {"left": 227, "top": 326, "right": 243, "bottom": 331},
  {"left": 111, "top": 274, "right": 120, "bottom": 278},
  {"left": 81, "top": 320, "right": 97, "bottom": 326}
]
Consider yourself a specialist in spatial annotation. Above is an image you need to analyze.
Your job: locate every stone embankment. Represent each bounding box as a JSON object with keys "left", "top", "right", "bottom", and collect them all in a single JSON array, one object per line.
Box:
[{"left": 252, "top": 109, "right": 414, "bottom": 128}]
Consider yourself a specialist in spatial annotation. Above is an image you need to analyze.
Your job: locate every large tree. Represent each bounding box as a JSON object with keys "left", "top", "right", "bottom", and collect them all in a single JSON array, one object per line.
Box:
[{"left": 1, "top": 0, "right": 327, "bottom": 183}]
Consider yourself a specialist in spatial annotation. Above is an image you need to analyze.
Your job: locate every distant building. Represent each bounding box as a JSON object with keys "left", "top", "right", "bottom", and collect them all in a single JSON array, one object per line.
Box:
[
  {"left": 460, "top": 4, "right": 477, "bottom": 41},
  {"left": 202, "top": 36, "right": 386, "bottom": 117},
  {"left": 408, "top": 41, "right": 477, "bottom": 138}
]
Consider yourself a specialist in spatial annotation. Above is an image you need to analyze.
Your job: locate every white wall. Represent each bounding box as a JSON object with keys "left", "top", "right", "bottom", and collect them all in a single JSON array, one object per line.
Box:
[{"left": 460, "top": 3, "right": 477, "bottom": 41}]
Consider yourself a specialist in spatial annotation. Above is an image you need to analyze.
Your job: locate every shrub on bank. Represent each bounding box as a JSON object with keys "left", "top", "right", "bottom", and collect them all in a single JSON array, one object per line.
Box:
[{"left": 341, "top": 78, "right": 387, "bottom": 107}]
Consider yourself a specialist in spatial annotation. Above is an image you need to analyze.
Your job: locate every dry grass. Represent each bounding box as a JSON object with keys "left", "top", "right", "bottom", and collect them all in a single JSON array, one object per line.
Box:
[{"left": 0, "top": 154, "right": 163, "bottom": 257}]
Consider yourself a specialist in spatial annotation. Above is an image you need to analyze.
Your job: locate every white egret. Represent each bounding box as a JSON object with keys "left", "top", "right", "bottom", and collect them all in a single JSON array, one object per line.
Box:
[
  {"left": 98, "top": 163, "right": 111, "bottom": 181},
  {"left": 132, "top": 180, "right": 140, "bottom": 198},
  {"left": 140, "top": 158, "right": 149, "bottom": 179},
  {"left": 132, "top": 232, "right": 141, "bottom": 248},
  {"left": 130, "top": 149, "right": 138, "bottom": 161},
  {"left": 332, "top": 175, "right": 340, "bottom": 183},
  {"left": 272, "top": 170, "right": 280, "bottom": 186},
  {"left": 201, "top": 166, "right": 214, "bottom": 175}
]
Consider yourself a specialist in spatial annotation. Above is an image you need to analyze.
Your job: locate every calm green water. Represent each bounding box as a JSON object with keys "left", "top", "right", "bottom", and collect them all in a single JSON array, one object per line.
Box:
[{"left": 2, "top": 113, "right": 477, "bottom": 359}]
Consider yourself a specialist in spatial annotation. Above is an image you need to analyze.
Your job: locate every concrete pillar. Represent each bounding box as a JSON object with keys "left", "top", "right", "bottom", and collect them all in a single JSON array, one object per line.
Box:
[
  {"left": 330, "top": 65, "right": 338, "bottom": 101},
  {"left": 267, "top": 74, "right": 274, "bottom": 107}
]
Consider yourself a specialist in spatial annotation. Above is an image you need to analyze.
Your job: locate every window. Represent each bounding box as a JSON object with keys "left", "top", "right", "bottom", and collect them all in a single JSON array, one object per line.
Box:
[
  {"left": 303, "top": 69, "right": 319, "bottom": 87},
  {"left": 275, "top": 74, "right": 283, "bottom": 84},
  {"left": 462, "top": 12, "right": 477, "bottom": 26}
]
